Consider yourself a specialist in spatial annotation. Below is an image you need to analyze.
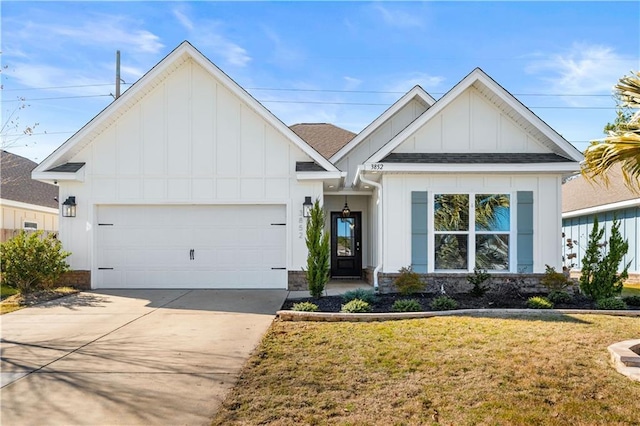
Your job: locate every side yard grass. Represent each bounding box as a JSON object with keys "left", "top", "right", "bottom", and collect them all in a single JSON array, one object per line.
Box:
[
  {"left": 623, "top": 282, "right": 640, "bottom": 297},
  {"left": 213, "top": 314, "right": 640, "bottom": 425},
  {"left": 0, "top": 285, "right": 78, "bottom": 314}
]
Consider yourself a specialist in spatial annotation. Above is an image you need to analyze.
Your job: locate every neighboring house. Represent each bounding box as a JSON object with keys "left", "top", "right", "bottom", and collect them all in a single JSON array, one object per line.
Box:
[
  {"left": 1, "top": 150, "right": 59, "bottom": 241},
  {"left": 32, "top": 41, "right": 583, "bottom": 291},
  {"left": 562, "top": 167, "right": 640, "bottom": 283}
]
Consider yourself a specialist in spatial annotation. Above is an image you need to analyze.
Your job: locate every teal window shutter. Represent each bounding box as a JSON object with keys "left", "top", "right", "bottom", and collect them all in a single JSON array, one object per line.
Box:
[
  {"left": 517, "top": 191, "right": 534, "bottom": 273},
  {"left": 411, "top": 191, "right": 428, "bottom": 273}
]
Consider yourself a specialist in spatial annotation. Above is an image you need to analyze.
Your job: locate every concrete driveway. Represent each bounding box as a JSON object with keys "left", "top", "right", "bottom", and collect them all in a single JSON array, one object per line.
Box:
[{"left": 1, "top": 289, "right": 287, "bottom": 426}]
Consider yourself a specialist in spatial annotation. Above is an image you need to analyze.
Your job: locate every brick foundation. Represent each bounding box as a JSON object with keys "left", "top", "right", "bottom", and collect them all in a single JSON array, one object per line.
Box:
[
  {"left": 56, "top": 270, "right": 91, "bottom": 290},
  {"left": 288, "top": 271, "right": 308, "bottom": 291},
  {"left": 377, "top": 272, "right": 561, "bottom": 295}
]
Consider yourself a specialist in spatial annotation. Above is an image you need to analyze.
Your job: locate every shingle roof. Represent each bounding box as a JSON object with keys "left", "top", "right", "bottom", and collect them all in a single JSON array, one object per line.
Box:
[
  {"left": 296, "top": 162, "right": 326, "bottom": 172},
  {"left": 382, "top": 153, "right": 573, "bottom": 163},
  {"left": 562, "top": 165, "right": 639, "bottom": 213},
  {"left": 290, "top": 123, "right": 356, "bottom": 159},
  {"left": 45, "top": 163, "right": 85, "bottom": 172},
  {"left": 0, "top": 150, "right": 59, "bottom": 209}
]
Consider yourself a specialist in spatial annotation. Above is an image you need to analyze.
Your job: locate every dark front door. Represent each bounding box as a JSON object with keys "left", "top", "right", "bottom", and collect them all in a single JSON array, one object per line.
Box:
[{"left": 331, "top": 212, "right": 362, "bottom": 278}]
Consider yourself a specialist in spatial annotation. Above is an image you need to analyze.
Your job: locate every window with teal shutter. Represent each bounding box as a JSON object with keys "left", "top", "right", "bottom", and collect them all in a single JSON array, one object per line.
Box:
[
  {"left": 411, "top": 192, "right": 428, "bottom": 273},
  {"left": 517, "top": 191, "right": 534, "bottom": 273}
]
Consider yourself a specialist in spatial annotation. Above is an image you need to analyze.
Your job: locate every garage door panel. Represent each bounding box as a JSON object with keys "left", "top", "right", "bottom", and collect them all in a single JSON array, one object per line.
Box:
[{"left": 96, "top": 205, "right": 286, "bottom": 289}]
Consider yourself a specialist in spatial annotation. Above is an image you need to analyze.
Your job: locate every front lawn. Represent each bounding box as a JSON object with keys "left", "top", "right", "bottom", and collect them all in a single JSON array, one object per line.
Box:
[
  {"left": 213, "top": 314, "right": 640, "bottom": 425},
  {"left": 623, "top": 282, "right": 640, "bottom": 297},
  {"left": 0, "top": 286, "right": 78, "bottom": 314}
]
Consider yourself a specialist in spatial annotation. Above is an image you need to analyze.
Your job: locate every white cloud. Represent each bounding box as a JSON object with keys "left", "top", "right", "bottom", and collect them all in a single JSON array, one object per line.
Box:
[
  {"left": 525, "top": 43, "right": 637, "bottom": 105},
  {"left": 385, "top": 72, "right": 445, "bottom": 96},
  {"left": 372, "top": 4, "right": 425, "bottom": 29},
  {"left": 343, "top": 76, "right": 362, "bottom": 90},
  {"left": 173, "top": 8, "right": 194, "bottom": 31}
]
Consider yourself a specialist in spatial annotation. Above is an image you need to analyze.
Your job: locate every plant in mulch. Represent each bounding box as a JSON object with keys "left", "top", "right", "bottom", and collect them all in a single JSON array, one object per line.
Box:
[
  {"left": 291, "top": 302, "right": 319, "bottom": 312},
  {"left": 304, "top": 199, "right": 330, "bottom": 299},
  {"left": 342, "top": 288, "right": 378, "bottom": 304},
  {"left": 526, "top": 296, "right": 554, "bottom": 309},
  {"left": 340, "top": 299, "right": 372, "bottom": 313},
  {"left": 467, "top": 268, "right": 490, "bottom": 297},
  {"left": 430, "top": 296, "right": 458, "bottom": 311},
  {"left": 394, "top": 266, "right": 424, "bottom": 296},
  {"left": 595, "top": 297, "right": 628, "bottom": 310},
  {"left": 541, "top": 264, "right": 573, "bottom": 292},
  {"left": 392, "top": 299, "right": 422, "bottom": 312},
  {"left": 547, "top": 290, "right": 572, "bottom": 304},
  {"left": 622, "top": 295, "right": 640, "bottom": 307}
]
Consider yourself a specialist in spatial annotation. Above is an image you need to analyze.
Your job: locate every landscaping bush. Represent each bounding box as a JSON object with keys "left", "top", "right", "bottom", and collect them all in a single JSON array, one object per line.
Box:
[
  {"left": 392, "top": 299, "right": 422, "bottom": 312},
  {"left": 467, "top": 268, "right": 490, "bottom": 297},
  {"left": 579, "top": 216, "right": 630, "bottom": 300},
  {"left": 526, "top": 296, "right": 554, "bottom": 309},
  {"left": 342, "top": 288, "right": 378, "bottom": 304},
  {"left": 430, "top": 296, "right": 458, "bottom": 311},
  {"left": 394, "top": 266, "right": 423, "bottom": 295},
  {"left": 547, "top": 290, "right": 572, "bottom": 304},
  {"left": 595, "top": 297, "right": 628, "bottom": 310},
  {"left": 0, "top": 231, "right": 70, "bottom": 293},
  {"left": 340, "top": 299, "right": 372, "bottom": 313},
  {"left": 541, "top": 264, "right": 572, "bottom": 292},
  {"left": 304, "top": 199, "right": 329, "bottom": 298},
  {"left": 622, "top": 295, "right": 640, "bottom": 307},
  {"left": 291, "top": 302, "right": 319, "bottom": 312}
]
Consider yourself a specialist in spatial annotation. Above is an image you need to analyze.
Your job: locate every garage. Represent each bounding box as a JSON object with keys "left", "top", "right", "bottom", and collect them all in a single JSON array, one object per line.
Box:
[{"left": 95, "top": 205, "right": 287, "bottom": 289}]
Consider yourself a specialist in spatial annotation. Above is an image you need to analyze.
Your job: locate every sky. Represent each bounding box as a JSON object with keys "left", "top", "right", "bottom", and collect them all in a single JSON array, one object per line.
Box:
[{"left": 1, "top": 1, "right": 639, "bottom": 163}]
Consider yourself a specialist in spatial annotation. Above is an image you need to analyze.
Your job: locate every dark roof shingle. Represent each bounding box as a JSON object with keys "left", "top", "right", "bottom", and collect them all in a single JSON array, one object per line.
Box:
[
  {"left": 382, "top": 153, "right": 573, "bottom": 164},
  {"left": 1, "top": 150, "right": 59, "bottom": 209},
  {"left": 562, "top": 164, "right": 639, "bottom": 212},
  {"left": 290, "top": 123, "right": 355, "bottom": 159}
]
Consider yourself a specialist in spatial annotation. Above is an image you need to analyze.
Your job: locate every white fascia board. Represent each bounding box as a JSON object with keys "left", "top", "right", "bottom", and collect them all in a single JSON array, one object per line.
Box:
[
  {"left": 330, "top": 86, "right": 436, "bottom": 163},
  {"left": 32, "top": 168, "right": 85, "bottom": 183},
  {"left": 0, "top": 198, "right": 59, "bottom": 214},
  {"left": 562, "top": 198, "right": 640, "bottom": 219},
  {"left": 361, "top": 162, "right": 581, "bottom": 174},
  {"left": 296, "top": 171, "right": 345, "bottom": 181}
]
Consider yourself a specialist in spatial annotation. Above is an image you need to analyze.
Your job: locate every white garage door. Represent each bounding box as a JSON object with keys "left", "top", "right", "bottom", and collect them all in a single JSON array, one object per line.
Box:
[{"left": 96, "top": 205, "right": 287, "bottom": 289}]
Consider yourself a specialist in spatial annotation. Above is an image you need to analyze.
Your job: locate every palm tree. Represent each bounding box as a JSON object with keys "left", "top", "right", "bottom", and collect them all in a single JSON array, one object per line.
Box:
[{"left": 582, "top": 71, "right": 640, "bottom": 191}]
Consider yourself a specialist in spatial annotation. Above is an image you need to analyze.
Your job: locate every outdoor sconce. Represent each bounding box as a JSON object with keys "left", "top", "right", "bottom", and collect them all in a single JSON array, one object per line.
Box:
[
  {"left": 342, "top": 196, "right": 351, "bottom": 218},
  {"left": 62, "top": 196, "right": 77, "bottom": 218},
  {"left": 303, "top": 196, "right": 313, "bottom": 218}
]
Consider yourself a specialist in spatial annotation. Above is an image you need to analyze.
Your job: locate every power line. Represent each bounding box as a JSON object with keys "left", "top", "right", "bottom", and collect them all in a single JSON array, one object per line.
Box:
[
  {"left": 1, "top": 94, "right": 113, "bottom": 102},
  {"left": 259, "top": 99, "right": 616, "bottom": 109},
  {"left": 2, "top": 83, "right": 132, "bottom": 91}
]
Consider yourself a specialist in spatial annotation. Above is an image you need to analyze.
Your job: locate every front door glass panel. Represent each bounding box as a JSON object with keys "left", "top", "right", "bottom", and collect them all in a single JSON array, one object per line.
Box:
[{"left": 336, "top": 217, "right": 355, "bottom": 257}]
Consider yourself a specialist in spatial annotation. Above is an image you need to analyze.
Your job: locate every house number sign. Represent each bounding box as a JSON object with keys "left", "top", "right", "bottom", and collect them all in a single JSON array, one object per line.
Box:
[{"left": 370, "top": 163, "right": 383, "bottom": 170}]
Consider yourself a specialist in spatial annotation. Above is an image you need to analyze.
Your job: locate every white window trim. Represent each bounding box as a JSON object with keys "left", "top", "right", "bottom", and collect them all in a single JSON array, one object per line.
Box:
[{"left": 428, "top": 192, "right": 515, "bottom": 273}]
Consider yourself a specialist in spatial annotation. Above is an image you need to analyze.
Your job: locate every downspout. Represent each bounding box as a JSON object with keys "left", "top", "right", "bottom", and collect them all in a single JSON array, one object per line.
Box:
[{"left": 357, "top": 167, "right": 382, "bottom": 292}]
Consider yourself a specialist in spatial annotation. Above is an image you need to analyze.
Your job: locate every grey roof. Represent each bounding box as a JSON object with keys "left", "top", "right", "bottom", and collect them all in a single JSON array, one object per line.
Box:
[
  {"left": 296, "top": 162, "right": 326, "bottom": 172},
  {"left": 0, "top": 150, "right": 59, "bottom": 209},
  {"left": 45, "top": 162, "right": 85, "bottom": 172},
  {"left": 290, "top": 123, "right": 356, "bottom": 159},
  {"left": 382, "top": 153, "right": 573, "bottom": 164},
  {"left": 563, "top": 164, "right": 639, "bottom": 212}
]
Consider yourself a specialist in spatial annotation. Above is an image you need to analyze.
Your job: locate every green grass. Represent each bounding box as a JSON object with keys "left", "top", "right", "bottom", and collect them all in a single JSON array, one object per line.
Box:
[
  {"left": 213, "top": 314, "right": 640, "bottom": 425},
  {"left": 0, "top": 286, "right": 78, "bottom": 314},
  {"left": 1, "top": 284, "right": 19, "bottom": 300},
  {"left": 622, "top": 283, "right": 640, "bottom": 297}
]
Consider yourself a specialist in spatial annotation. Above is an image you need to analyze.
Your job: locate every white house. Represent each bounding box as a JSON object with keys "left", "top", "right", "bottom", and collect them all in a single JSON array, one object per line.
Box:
[{"left": 33, "top": 41, "right": 583, "bottom": 292}]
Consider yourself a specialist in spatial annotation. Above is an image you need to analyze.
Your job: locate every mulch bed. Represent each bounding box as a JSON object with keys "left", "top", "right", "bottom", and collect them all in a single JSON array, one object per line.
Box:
[{"left": 282, "top": 292, "right": 599, "bottom": 313}]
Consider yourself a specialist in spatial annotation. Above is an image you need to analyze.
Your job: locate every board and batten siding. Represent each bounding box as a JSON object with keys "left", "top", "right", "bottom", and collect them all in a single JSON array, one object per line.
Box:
[
  {"left": 562, "top": 207, "right": 639, "bottom": 275},
  {"left": 58, "top": 57, "right": 321, "bottom": 276},
  {"left": 384, "top": 174, "right": 562, "bottom": 274},
  {"left": 393, "top": 86, "right": 550, "bottom": 154}
]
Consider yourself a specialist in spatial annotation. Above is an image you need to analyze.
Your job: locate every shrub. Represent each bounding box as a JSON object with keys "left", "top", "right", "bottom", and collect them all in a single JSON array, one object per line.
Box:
[
  {"left": 580, "top": 216, "right": 630, "bottom": 301},
  {"left": 596, "top": 297, "right": 628, "bottom": 310},
  {"left": 526, "top": 296, "right": 554, "bottom": 309},
  {"left": 304, "top": 199, "right": 330, "bottom": 298},
  {"left": 291, "top": 302, "right": 319, "bottom": 312},
  {"left": 0, "top": 231, "right": 70, "bottom": 293},
  {"left": 430, "top": 296, "right": 458, "bottom": 311},
  {"left": 394, "top": 266, "right": 423, "bottom": 296},
  {"left": 342, "top": 288, "right": 378, "bottom": 304},
  {"left": 541, "top": 265, "right": 572, "bottom": 292},
  {"left": 467, "top": 268, "right": 490, "bottom": 297},
  {"left": 547, "top": 290, "right": 572, "bottom": 304},
  {"left": 341, "top": 299, "right": 372, "bottom": 313},
  {"left": 392, "top": 299, "right": 422, "bottom": 312},
  {"left": 622, "top": 295, "right": 640, "bottom": 307}
]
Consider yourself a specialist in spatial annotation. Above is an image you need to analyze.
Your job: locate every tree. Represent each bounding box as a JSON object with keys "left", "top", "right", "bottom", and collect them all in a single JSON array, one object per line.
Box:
[
  {"left": 1, "top": 65, "right": 40, "bottom": 151},
  {"left": 582, "top": 71, "right": 640, "bottom": 191},
  {"left": 579, "top": 216, "right": 630, "bottom": 300},
  {"left": 304, "top": 199, "right": 329, "bottom": 298}
]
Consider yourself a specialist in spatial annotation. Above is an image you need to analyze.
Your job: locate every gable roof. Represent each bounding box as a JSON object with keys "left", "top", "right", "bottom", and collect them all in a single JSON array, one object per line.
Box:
[
  {"left": 563, "top": 165, "right": 640, "bottom": 214},
  {"left": 33, "top": 41, "right": 339, "bottom": 178},
  {"left": 290, "top": 123, "right": 355, "bottom": 159},
  {"left": 1, "top": 150, "right": 58, "bottom": 209},
  {"left": 329, "top": 85, "right": 436, "bottom": 163},
  {"left": 366, "top": 68, "right": 584, "bottom": 164}
]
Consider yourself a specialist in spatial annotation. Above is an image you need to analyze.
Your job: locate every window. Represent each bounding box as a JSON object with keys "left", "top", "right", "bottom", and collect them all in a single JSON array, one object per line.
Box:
[
  {"left": 23, "top": 221, "right": 38, "bottom": 231},
  {"left": 433, "top": 193, "right": 510, "bottom": 271}
]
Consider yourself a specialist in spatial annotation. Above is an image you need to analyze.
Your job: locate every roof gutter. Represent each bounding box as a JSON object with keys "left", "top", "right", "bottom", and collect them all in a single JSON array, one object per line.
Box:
[{"left": 356, "top": 166, "right": 382, "bottom": 292}]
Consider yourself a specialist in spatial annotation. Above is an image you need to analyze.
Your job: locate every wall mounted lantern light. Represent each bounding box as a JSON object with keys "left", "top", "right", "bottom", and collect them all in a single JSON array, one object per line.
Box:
[
  {"left": 341, "top": 196, "right": 351, "bottom": 218},
  {"left": 61, "top": 196, "right": 77, "bottom": 218},
  {"left": 303, "top": 196, "right": 313, "bottom": 218}
]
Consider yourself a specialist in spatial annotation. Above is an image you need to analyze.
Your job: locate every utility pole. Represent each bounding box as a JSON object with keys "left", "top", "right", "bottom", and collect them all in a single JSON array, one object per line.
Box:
[{"left": 115, "top": 50, "right": 121, "bottom": 99}]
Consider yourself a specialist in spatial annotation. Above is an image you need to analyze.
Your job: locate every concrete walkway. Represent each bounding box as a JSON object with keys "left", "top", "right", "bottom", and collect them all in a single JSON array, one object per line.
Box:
[{"left": 1, "top": 289, "right": 287, "bottom": 426}]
